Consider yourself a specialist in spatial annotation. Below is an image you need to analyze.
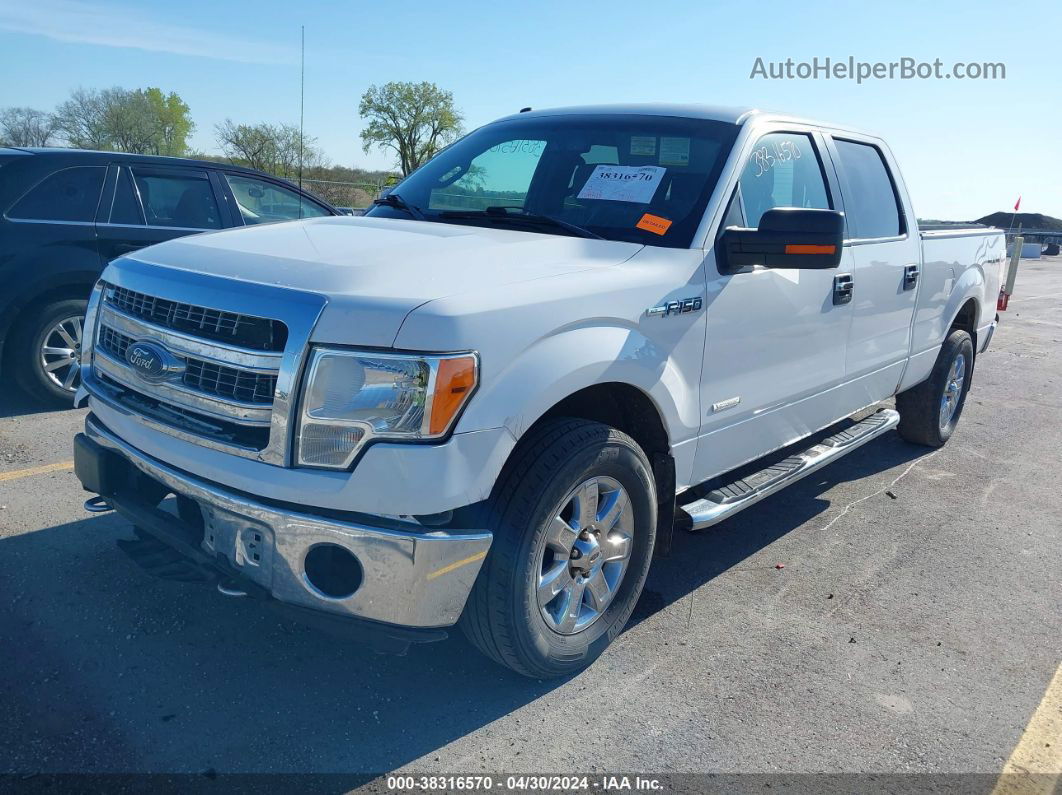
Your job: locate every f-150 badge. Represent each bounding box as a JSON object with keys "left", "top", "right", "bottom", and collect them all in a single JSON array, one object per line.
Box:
[{"left": 646, "top": 296, "right": 702, "bottom": 318}]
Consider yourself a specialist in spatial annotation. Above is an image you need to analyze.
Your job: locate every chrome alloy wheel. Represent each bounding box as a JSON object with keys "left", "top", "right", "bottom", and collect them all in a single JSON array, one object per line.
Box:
[
  {"left": 938, "top": 352, "right": 966, "bottom": 432},
  {"left": 39, "top": 315, "right": 83, "bottom": 393},
  {"left": 536, "top": 476, "right": 635, "bottom": 635}
]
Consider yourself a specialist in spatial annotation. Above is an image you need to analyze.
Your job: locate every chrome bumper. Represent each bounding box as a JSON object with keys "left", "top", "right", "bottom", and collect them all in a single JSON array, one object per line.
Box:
[{"left": 83, "top": 416, "right": 492, "bottom": 628}]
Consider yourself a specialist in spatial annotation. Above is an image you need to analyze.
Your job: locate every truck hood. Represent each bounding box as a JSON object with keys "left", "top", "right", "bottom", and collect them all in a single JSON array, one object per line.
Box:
[{"left": 128, "top": 216, "right": 642, "bottom": 347}]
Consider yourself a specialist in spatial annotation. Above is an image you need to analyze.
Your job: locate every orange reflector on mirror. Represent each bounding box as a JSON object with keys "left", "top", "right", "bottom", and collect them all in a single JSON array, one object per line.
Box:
[{"left": 785, "top": 244, "right": 836, "bottom": 254}]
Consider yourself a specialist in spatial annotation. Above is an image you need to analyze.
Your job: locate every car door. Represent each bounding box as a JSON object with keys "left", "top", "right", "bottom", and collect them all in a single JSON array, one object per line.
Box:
[
  {"left": 691, "top": 128, "right": 854, "bottom": 483},
  {"left": 220, "top": 172, "right": 332, "bottom": 226},
  {"left": 825, "top": 135, "right": 920, "bottom": 406},
  {"left": 95, "top": 164, "right": 226, "bottom": 263}
]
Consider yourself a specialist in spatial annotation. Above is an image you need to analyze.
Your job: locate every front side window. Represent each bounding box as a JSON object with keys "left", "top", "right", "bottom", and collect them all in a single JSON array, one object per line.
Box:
[
  {"left": 8, "top": 166, "right": 105, "bottom": 222},
  {"left": 833, "top": 139, "right": 903, "bottom": 239},
  {"left": 225, "top": 174, "right": 331, "bottom": 225},
  {"left": 737, "top": 132, "right": 830, "bottom": 228},
  {"left": 131, "top": 169, "right": 221, "bottom": 229},
  {"left": 367, "top": 115, "right": 740, "bottom": 248}
]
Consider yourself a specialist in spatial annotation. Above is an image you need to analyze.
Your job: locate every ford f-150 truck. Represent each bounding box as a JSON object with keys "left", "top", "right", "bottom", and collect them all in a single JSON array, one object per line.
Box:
[{"left": 72, "top": 105, "right": 1007, "bottom": 677}]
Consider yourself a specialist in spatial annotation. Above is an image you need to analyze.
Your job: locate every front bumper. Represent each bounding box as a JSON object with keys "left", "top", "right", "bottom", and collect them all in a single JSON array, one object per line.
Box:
[{"left": 77, "top": 414, "right": 492, "bottom": 629}]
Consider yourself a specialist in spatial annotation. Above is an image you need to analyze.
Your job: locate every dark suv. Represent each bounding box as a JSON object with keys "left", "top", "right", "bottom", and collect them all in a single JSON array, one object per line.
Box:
[{"left": 0, "top": 148, "right": 337, "bottom": 405}]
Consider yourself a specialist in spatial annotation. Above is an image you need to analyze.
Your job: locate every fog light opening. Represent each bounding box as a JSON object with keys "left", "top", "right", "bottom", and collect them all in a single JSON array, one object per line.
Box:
[{"left": 303, "top": 543, "right": 363, "bottom": 599}]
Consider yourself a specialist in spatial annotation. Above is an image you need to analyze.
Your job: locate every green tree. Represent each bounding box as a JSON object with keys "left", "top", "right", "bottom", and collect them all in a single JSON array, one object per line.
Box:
[
  {"left": 54, "top": 86, "right": 194, "bottom": 155},
  {"left": 358, "top": 82, "right": 462, "bottom": 176},
  {"left": 144, "top": 88, "right": 194, "bottom": 156}
]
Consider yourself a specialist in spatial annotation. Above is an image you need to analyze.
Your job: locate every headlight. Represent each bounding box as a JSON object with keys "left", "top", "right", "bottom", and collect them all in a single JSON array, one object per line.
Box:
[{"left": 295, "top": 348, "right": 478, "bottom": 468}]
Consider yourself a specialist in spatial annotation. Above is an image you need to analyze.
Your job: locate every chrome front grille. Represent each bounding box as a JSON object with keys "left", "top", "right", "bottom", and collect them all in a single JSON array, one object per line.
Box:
[
  {"left": 97, "top": 324, "right": 278, "bottom": 406},
  {"left": 183, "top": 358, "right": 277, "bottom": 404},
  {"left": 90, "top": 283, "right": 287, "bottom": 451},
  {"left": 83, "top": 263, "right": 326, "bottom": 466},
  {"left": 105, "top": 284, "right": 286, "bottom": 351}
]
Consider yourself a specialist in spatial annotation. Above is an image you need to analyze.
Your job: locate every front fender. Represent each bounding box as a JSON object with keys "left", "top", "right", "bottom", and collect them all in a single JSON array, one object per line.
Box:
[{"left": 459, "top": 322, "right": 697, "bottom": 442}]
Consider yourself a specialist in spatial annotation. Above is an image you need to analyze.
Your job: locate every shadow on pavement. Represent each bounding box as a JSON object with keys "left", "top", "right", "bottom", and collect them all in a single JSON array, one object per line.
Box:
[
  {"left": 0, "top": 431, "right": 931, "bottom": 774},
  {"left": 0, "top": 388, "right": 66, "bottom": 420}
]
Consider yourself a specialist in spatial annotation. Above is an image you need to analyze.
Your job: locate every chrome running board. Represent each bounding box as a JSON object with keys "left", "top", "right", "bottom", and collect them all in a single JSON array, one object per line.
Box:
[{"left": 683, "top": 409, "right": 900, "bottom": 530}]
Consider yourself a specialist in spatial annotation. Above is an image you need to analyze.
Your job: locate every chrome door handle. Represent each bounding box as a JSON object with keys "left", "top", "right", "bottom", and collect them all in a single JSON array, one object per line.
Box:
[
  {"left": 833, "top": 273, "right": 854, "bottom": 305},
  {"left": 903, "top": 264, "right": 919, "bottom": 290}
]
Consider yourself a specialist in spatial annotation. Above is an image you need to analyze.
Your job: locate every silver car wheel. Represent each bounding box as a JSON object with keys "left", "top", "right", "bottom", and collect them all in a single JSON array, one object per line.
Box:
[
  {"left": 39, "top": 314, "right": 83, "bottom": 393},
  {"left": 535, "top": 475, "right": 635, "bottom": 635},
  {"left": 938, "top": 352, "right": 966, "bottom": 432}
]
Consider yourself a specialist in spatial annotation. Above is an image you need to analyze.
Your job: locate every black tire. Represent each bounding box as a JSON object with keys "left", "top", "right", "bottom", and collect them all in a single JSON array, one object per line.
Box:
[
  {"left": 460, "top": 418, "right": 657, "bottom": 678},
  {"left": 896, "top": 328, "right": 974, "bottom": 447},
  {"left": 12, "top": 298, "right": 88, "bottom": 407}
]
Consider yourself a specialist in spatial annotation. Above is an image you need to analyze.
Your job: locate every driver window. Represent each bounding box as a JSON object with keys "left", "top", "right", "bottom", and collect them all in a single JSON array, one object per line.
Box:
[
  {"left": 225, "top": 174, "right": 330, "bottom": 224},
  {"left": 738, "top": 132, "right": 830, "bottom": 228},
  {"left": 428, "top": 139, "right": 545, "bottom": 212}
]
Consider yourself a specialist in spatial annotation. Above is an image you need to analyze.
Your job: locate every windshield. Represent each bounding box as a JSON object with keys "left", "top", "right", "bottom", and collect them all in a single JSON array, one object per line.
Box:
[{"left": 366, "top": 114, "right": 739, "bottom": 248}]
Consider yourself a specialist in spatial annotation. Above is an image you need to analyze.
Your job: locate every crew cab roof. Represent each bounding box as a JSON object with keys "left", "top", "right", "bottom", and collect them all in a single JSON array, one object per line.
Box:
[{"left": 494, "top": 104, "right": 874, "bottom": 137}]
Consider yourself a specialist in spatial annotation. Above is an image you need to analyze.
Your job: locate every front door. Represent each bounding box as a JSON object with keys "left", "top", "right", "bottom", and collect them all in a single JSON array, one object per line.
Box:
[{"left": 691, "top": 129, "right": 853, "bottom": 483}]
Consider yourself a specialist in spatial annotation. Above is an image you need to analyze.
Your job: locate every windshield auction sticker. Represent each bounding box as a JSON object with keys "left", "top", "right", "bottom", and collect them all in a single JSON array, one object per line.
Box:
[
  {"left": 577, "top": 165, "right": 665, "bottom": 203},
  {"left": 659, "top": 137, "right": 690, "bottom": 166}
]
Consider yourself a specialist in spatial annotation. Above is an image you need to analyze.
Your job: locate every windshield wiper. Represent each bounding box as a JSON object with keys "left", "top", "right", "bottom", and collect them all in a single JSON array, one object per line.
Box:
[
  {"left": 372, "top": 192, "right": 425, "bottom": 220},
  {"left": 439, "top": 207, "right": 603, "bottom": 240}
]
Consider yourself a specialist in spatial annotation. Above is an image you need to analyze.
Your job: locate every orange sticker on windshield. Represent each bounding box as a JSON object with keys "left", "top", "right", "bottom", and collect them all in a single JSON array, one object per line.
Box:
[{"left": 637, "top": 213, "right": 672, "bottom": 236}]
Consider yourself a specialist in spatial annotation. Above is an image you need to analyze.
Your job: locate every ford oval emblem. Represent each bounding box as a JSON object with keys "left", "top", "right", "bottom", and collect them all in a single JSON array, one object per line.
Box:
[{"left": 126, "top": 341, "right": 181, "bottom": 383}]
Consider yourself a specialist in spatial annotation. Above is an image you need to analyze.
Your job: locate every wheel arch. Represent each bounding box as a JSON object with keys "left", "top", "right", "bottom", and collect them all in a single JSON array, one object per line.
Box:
[
  {"left": 948, "top": 296, "right": 980, "bottom": 351},
  {"left": 499, "top": 381, "right": 677, "bottom": 558}
]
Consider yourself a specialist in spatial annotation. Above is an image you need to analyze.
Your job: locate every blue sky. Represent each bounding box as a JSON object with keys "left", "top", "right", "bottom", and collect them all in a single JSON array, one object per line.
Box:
[{"left": 1, "top": 0, "right": 1058, "bottom": 220}]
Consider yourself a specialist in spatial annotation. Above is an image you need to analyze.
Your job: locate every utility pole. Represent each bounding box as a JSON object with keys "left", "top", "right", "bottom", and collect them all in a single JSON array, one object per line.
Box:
[{"left": 298, "top": 25, "right": 305, "bottom": 194}]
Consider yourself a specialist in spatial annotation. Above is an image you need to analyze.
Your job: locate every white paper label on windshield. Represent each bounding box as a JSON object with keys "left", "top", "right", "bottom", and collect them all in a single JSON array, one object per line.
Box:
[
  {"left": 660, "top": 137, "right": 690, "bottom": 166},
  {"left": 630, "top": 136, "right": 657, "bottom": 156},
  {"left": 577, "top": 165, "right": 666, "bottom": 203}
]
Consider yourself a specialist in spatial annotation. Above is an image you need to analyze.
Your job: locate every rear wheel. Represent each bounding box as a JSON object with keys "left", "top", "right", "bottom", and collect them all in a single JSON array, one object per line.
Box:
[
  {"left": 461, "top": 418, "right": 657, "bottom": 678},
  {"left": 896, "top": 328, "right": 974, "bottom": 447},
  {"left": 13, "top": 298, "right": 88, "bottom": 407}
]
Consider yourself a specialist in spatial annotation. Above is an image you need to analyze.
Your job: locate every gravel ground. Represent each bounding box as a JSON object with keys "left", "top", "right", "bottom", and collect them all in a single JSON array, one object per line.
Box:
[{"left": 0, "top": 260, "right": 1059, "bottom": 783}]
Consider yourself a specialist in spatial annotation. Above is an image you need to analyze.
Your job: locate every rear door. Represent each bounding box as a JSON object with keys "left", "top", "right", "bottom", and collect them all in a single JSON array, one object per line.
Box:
[
  {"left": 824, "top": 136, "right": 920, "bottom": 406},
  {"left": 95, "top": 164, "right": 226, "bottom": 263}
]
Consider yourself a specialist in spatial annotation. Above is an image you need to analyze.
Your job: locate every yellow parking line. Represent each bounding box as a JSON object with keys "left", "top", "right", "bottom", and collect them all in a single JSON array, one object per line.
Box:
[
  {"left": 992, "top": 663, "right": 1062, "bottom": 795},
  {"left": 426, "top": 550, "right": 487, "bottom": 581},
  {"left": 0, "top": 460, "right": 74, "bottom": 483}
]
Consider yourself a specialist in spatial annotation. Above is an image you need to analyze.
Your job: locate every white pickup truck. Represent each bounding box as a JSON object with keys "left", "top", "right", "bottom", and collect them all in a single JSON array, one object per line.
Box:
[{"left": 73, "top": 105, "right": 1007, "bottom": 677}]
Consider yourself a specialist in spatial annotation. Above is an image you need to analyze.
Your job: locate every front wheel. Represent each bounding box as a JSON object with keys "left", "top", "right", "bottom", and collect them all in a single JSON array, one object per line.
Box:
[
  {"left": 461, "top": 418, "right": 657, "bottom": 678},
  {"left": 896, "top": 328, "right": 974, "bottom": 447}
]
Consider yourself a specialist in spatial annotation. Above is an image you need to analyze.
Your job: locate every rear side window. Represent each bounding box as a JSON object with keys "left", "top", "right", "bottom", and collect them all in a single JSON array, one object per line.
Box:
[
  {"left": 8, "top": 166, "right": 105, "bottom": 222},
  {"left": 833, "top": 140, "right": 903, "bottom": 239},
  {"left": 132, "top": 169, "right": 222, "bottom": 229},
  {"left": 738, "top": 132, "right": 830, "bottom": 228}
]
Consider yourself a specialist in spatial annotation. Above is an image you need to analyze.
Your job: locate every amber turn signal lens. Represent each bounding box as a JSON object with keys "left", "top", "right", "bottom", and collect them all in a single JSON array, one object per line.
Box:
[
  {"left": 785, "top": 244, "right": 836, "bottom": 254},
  {"left": 429, "top": 356, "right": 478, "bottom": 435}
]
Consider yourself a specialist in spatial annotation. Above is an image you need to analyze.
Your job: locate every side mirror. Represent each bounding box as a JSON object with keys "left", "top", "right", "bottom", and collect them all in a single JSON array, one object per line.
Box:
[{"left": 720, "top": 208, "right": 844, "bottom": 272}]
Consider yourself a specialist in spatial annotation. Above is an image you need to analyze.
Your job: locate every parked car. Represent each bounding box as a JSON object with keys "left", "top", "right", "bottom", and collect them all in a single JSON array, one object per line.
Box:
[
  {"left": 72, "top": 106, "right": 1008, "bottom": 677},
  {"left": 0, "top": 148, "right": 338, "bottom": 405}
]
